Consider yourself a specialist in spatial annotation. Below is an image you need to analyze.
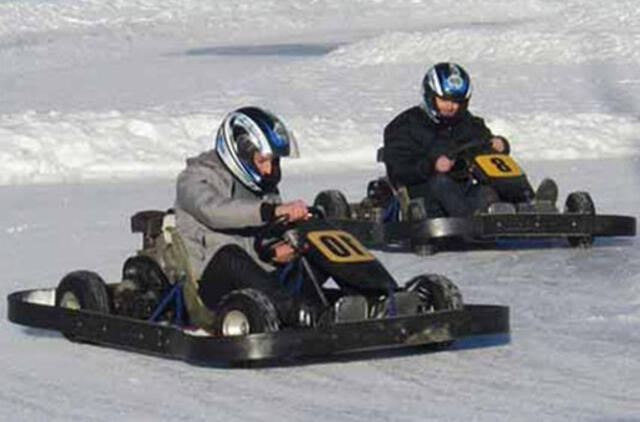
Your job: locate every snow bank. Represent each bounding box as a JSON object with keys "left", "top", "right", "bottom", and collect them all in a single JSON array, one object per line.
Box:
[
  {"left": 1, "top": 108, "right": 638, "bottom": 185},
  {"left": 1, "top": 0, "right": 639, "bottom": 185},
  {"left": 0, "top": 110, "right": 215, "bottom": 184},
  {"left": 325, "top": 29, "right": 640, "bottom": 67}
]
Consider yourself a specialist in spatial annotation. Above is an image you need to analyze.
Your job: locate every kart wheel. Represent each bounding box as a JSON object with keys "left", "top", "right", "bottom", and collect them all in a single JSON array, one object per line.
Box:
[
  {"left": 405, "top": 274, "right": 463, "bottom": 350},
  {"left": 313, "top": 190, "right": 350, "bottom": 219},
  {"left": 564, "top": 191, "right": 595, "bottom": 248},
  {"left": 405, "top": 274, "right": 464, "bottom": 312},
  {"left": 56, "top": 271, "right": 111, "bottom": 341},
  {"left": 213, "top": 289, "right": 280, "bottom": 336}
]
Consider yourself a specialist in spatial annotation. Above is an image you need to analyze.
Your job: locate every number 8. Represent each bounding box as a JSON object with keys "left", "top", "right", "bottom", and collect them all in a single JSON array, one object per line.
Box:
[{"left": 491, "top": 157, "right": 512, "bottom": 173}]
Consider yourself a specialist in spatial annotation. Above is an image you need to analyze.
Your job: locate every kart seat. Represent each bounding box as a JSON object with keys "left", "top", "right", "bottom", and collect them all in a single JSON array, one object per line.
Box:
[{"left": 130, "top": 209, "right": 175, "bottom": 249}]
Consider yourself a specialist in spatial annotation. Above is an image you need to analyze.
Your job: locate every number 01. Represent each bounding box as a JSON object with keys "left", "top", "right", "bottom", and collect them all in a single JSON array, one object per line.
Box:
[{"left": 307, "top": 230, "right": 375, "bottom": 263}]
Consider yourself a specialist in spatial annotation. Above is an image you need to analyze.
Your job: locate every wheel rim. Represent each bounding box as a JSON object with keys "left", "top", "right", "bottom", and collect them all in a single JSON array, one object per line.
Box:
[
  {"left": 59, "top": 291, "right": 81, "bottom": 310},
  {"left": 221, "top": 310, "right": 250, "bottom": 336}
]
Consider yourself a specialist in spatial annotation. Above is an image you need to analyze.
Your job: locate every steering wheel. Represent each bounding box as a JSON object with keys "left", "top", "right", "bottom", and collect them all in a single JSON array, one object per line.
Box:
[
  {"left": 253, "top": 215, "right": 292, "bottom": 261},
  {"left": 446, "top": 138, "right": 492, "bottom": 159},
  {"left": 445, "top": 138, "right": 493, "bottom": 181},
  {"left": 253, "top": 206, "right": 325, "bottom": 261}
]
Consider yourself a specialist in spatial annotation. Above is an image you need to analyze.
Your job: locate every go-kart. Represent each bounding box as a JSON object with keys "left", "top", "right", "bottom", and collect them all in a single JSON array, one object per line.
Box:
[
  {"left": 313, "top": 142, "right": 636, "bottom": 255},
  {"left": 7, "top": 208, "right": 509, "bottom": 365}
]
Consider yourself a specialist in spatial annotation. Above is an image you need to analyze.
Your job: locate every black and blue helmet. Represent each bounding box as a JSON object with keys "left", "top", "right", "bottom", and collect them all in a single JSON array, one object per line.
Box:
[
  {"left": 215, "top": 107, "right": 299, "bottom": 193},
  {"left": 422, "top": 62, "right": 472, "bottom": 123}
]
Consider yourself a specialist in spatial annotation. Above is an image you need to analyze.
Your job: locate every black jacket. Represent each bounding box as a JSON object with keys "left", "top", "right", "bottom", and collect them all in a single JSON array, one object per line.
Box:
[{"left": 383, "top": 106, "right": 509, "bottom": 186}]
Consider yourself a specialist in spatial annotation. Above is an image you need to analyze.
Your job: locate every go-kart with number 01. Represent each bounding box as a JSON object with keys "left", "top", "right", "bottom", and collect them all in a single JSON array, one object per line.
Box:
[
  {"left": 7, "top": 208, "right": 509, "bottom": 365},
  {"left": 313, "top": 142, "right": 636, "bottom": 255}
]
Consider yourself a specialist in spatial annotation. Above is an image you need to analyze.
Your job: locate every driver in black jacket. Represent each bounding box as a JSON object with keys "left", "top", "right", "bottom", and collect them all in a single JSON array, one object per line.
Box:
[{"left": 383, "top": 62, "right": 516, "bottom": 218}]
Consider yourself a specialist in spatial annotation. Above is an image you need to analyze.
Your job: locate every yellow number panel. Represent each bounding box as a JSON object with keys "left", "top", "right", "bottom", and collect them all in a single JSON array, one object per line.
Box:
[
  {"left": 474, "top": 154, "right": 522, "bottom": 178},
  {"left": 306, "top": 230, "right": 375, "bottom": 263}
]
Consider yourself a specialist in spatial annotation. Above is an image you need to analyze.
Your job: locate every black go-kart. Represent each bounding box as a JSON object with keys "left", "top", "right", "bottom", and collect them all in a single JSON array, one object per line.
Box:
[
  {"left": 7, "top": 208, "right": 509, "bottom": 365},
  {"left": 313, "top": 142, "right": 636, "bottom": 255}
]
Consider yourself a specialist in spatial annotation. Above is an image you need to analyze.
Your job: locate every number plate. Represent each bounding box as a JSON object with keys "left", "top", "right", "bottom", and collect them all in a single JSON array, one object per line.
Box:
[
  {"left": 474, "top": 154, "right": 522, "bottom": 178},
  {"left": 307, "top": 230, "right": 375, "bottom": 263}
]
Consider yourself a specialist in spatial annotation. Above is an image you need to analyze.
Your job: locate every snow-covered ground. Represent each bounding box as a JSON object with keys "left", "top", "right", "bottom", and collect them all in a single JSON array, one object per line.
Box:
[
  {"left": 2, "top": 0, "right": 640, "bottom": 184},
  {"left": 1, "top": 0, "right": 639, "bottom": 420}
]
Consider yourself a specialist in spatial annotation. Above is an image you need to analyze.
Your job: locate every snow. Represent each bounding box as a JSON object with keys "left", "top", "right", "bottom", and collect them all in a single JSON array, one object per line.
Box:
[
  {"left": 2, "top": 0, "right": 640, "bottom": 185},
  {"left": 1, "top": 0, "right": 639, "bottom": 420}
]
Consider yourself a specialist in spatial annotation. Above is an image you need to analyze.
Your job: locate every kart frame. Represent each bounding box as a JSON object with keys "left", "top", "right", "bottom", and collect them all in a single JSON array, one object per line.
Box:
[{"left": 8, "top": 288, "right": 509, "bottom": 364}]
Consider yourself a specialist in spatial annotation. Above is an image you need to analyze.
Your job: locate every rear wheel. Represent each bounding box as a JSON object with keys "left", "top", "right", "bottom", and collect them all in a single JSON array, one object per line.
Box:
[
  {"left": 55, "top": 271, "right": 111, "bottom": 341},
  {"left": 564, "top": 191, "right": 595, "bottom": 248},
  {"left": 213, "top": 289, "right": 280, "bottom": 336},
  {"left": 313, "top": 190, "right": 350, "bottom": 219}
]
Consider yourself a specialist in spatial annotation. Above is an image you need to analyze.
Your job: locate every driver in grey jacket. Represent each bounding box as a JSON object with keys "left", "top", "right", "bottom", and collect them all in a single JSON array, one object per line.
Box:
[{"left": 174, "top": 107, "right": 308, "bottom": 323}]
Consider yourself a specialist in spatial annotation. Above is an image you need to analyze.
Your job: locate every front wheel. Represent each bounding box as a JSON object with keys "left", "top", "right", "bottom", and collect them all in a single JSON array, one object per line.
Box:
[
  {"left": 564, "top": 191, "right": 595, "bottom": 248},
  {"left": 405, "top": 274, "right": 463, "bottom": 350},
  {"left": 405, "top": 274, "right": 464, "bottom": 312},
  {"left": 313, "top": 190, "right": 351, "bottom": 219},
  {"left": 213, "top": 289, "right": 280, "bottom": 336}
]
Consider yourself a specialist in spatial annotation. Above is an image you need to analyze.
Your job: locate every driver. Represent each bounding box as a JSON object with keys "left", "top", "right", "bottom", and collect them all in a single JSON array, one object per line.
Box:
[
  {"left": 383, "top": 62, "right": 528, "bottom": 218},
  {"left": 174, "top": 106, "right": 308, "bottom": 324}
]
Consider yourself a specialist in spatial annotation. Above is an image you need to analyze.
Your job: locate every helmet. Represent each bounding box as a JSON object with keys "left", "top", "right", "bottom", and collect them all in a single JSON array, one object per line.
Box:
[
  {"left": 422, "top": 62, "right": 472, "bottom": 124},
  {"left": 215, "top": 107, "right": 299, "bottom": 193}
]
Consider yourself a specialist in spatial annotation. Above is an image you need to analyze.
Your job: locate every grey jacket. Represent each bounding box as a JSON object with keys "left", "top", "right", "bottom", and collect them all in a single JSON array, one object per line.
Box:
[{"left": 174, "top": 150, "right": 281, "bottom": 277}]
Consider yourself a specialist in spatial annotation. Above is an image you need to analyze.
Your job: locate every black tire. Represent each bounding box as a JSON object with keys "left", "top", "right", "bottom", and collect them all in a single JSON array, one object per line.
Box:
[
  {"left": 213, "top": 289, "right": 280, "bottom": 337},
  {"left": 405, "top": 274, "right": 464, "bottom": 311},
  {"left": 405, "top": 274, "right": 463, "bottom": 350},
  {"left": 56, "top": 271, "right": 111, "bottom": 341},
  {"left": 564, "top": 191, "right": 595, "bottom": 248},
  {"left": 313, "top": 190, "right": 351, "bottom": 219},
  {"left": 56, "top": 270, "right": 111, "bottom": 312}
]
